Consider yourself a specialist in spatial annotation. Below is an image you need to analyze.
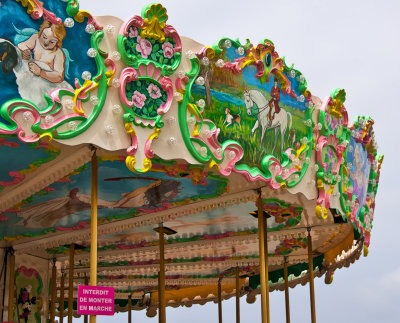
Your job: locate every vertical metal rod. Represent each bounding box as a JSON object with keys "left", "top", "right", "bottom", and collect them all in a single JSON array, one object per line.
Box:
[
  {"left": 218, "top": 279, "right": 222, "bottom": 323},
  {"left": 283, "top": 256, "right": 290, "bottom": 323},
  {"left": 50, "top": 259, "right": 57, "bottom": 322},
  {"left": 128, "top": 294, "right": 132, "bottom": 323},
  {"left": 257, "top": 194, "right": 267, "bottom": 323},
  {"left": 84, "top": 276, "right": 88, "bottom": 323},
  {"left": 262, "top": 204, "right": 270, "bottom": 323},
  {"left": 7, "top": 250, "right": 15, "bottom": 322},
  {"left": 1, "top": 249, "right": 9, "bottom": 322},
  {"left": 90, "top": 151, "right": 98, "bottom": 323},
  {"left": 60, "top": 273, "right": 65, "bottom": 323},
  {"left": 307, "top": 228, "right": 316, "bottom": 323},
  {"left": 158, "top": 226, "right": 166, "bottom": 323},
  {"left": 235, "top": 267, "right": 240, "bottom": 323},
  {"left": 68, "top": 244, "right": 75, "bottom": 323}
]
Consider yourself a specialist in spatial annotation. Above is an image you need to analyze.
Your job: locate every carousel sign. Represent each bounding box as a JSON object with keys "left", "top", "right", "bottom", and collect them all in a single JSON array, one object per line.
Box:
[{"left": 77, "top": 285, "right": 115, "bottom": 316}]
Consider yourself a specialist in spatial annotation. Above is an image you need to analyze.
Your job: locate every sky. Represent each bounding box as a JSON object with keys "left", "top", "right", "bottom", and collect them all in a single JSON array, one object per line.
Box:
[{"left": 75, "top": 0, "right": 400, "bottom": 322}]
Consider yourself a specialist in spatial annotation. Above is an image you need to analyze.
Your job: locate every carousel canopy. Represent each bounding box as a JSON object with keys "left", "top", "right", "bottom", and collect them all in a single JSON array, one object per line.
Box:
[{"left": 0, "top": 0, "right": 382, "bottom": 320}]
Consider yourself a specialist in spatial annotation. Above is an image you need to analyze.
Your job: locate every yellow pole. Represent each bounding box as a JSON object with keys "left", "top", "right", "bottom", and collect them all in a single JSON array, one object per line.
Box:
[
  {"left": 257, "top": 194, "right": 267, "bottom": 323},
  {"left": 84, "top": 276, "right": 89, "bottom": 323},
  {"left": 235, "top": 267, "right": 240, "bottom": 323},
  {"left": 128, "top": 294, "right": 132, "bottom": 323},
  {"left": 60, "top": 272, "right": 65, "bottom": 323},
  {"left": 7, "top": 249, "right": 15, "bottom": 322},
  {"left": 218, "top": 279, "right": 222, "bottom": 323},
  {"left": 307, "top": 227, "right": 316, "bottom": 323},
  {"left": 262, "top": 201, "right": 270, "bottom": 323},
  {"left": 50, "top": 259, "right": 57, "bottom": 322},
  {"left": 283, "top": 256, "right": 290, "bottom": 323},
  {"left": 90, "top": 150, "right": 98, "bottom": 323},
  {"left": 68, "top": 243, "right": 75, "bottom": 323},
  {"left": 158, "top": 226, "right": 166, "bottom": 323}
]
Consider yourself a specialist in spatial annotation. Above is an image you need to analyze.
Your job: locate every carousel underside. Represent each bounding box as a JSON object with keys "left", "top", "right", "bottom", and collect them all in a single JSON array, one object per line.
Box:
[{"left": 0, "top": 1, "right": 382, "bottom": 322}]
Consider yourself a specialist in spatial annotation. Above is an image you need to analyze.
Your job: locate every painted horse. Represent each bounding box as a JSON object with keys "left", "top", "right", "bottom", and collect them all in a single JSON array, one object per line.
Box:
[{"left": 243, "top": 89, "right": 292, "bottom": 154}]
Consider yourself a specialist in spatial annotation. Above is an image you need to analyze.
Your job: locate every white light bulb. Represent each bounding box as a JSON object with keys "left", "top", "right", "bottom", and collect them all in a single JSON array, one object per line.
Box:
[
  {"left": 201, "top": 57, "right": 210, "bottom": 66},
  {"left": 224, "top": 40, "right": 232, "bottom": 49},
  {"left": 112, "top": 78, "right": 121, "bottom": 88},
  {"left": 168, "top": 137, "right": 177, "bottom": 145},
  {"left": 87, "top": 48, "right": 97, "bottom": 58},
  {"left": 105, "top": 24, "right": 115, "bottom": 33},
  {"left": 22, "top": 111, "right": 33, "bottom": 121},
  {"left": 85, "top": 24, "right": 96, "bottom": 34},
  {"left": 195, "top": 77, "right": 205, "bottom": 86},
  {"left": 237, "top": 47, "right": 245, "bottom": 55},
  {"left": 196, "top": 99, "right": 205, "bottom": 109},
  {"left": 64, "top": 18, "right": 74, "bottom": 28},
  {"left": 90, "top": 95, "right": 99, "bottom": 106},
  {"left": 105, "top": 124, "right": 115, "bottom": 135},
  {"left": 82, "top": 71, "right": 92, "bottom": 80},
  {"left": 44, "top": 115, "right": 54, "bottom": 125},
  {"left": 68, "top": 121, "right": 77, "bottom": 130},
  {"left": 112, "top": 104, "right": 122, "bottom": 115},
  {"left": 63, "top": 99, "right": 74, "bottom": 111}
]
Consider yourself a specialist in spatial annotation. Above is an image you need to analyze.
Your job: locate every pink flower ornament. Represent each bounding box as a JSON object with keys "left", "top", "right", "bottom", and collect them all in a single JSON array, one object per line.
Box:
[
  {"left": 131, "top": 90, "right": 146, "bottom": 109},
  {"left": 128, "top": 26, "right": 138, "bottom": 38},
  {"left": 136, "top": 36, "right": 152, "bottom": 58},
  {"left": 147, "top": 83, "right": 161, "bottom": 99},
  {"left": 162, "top": 42, "right": 174, "bottom": 59}
]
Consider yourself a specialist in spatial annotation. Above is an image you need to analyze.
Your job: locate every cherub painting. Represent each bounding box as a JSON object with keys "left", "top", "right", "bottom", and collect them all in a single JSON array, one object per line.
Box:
[{"left": 0, "top": 20, "right": 73, "bottom": 108}]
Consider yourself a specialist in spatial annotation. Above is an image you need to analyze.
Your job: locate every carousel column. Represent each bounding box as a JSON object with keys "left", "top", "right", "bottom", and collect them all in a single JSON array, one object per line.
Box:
[
  {"left": 235, "top": 267, "right": 240, "bottom": 323},
  {"left": 154, "top": 224, "right": 176, "bottom": 323},
  {"left": 307, "top": 227, "right": 316, "bottom": 323},
  {"left": 218, "top": 278, "right": 222, "bottom": 323},
  {"left": 256, "top": 191, "right": 268, "bottom": 323},
  {"left": 262, "top": 197, "right": 270, "bottom": 323},
  {"left": 7, "top": 248, "right": 15, "bottom": 322},
  {"left": 50, "top": 259, "right": 57, "bottom": 323},
  {"left": 60, "top": 271, "right": 65, "bottom": 323},
  {"left": 283, "top": 256, "right": 290, "bottom": 323},
  {"left": 128, "top": 294, "right": 132, "bottom": 323},
  {"left": 90, "top": 150, "right": 99, "bottom": 323},
  {"left": 68, "top": 243, "right": 75, "bottom": 323},
  {"left": 84, "top": 276, "right": 89, "bottom": 323}
]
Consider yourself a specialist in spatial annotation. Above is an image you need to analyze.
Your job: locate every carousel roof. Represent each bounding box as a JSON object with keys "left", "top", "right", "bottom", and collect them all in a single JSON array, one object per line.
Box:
[{"left": 0, "top": 0, "right": 382, "bottom": 317}]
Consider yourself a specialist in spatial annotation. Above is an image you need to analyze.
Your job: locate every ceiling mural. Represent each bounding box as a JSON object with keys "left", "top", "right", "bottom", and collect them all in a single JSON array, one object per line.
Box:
[{"left": 0, "top": 158, "right": 228, "bottom": 240}]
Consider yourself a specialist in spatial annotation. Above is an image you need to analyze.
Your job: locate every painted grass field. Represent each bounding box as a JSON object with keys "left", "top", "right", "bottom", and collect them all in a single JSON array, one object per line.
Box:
[{"left": 192, "top": 89, "right": 307, "bottom": 168}]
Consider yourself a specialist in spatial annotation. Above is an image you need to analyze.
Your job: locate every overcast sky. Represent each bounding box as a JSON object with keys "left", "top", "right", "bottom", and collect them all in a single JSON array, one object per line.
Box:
[{"left": 76, "top": 0, "right": 399, "bottom": 322}]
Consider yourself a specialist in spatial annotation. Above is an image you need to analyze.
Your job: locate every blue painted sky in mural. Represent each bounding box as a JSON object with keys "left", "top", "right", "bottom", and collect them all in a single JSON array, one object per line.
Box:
[{"left": 0, "top": 137, "right": 53, "bottom": 182}]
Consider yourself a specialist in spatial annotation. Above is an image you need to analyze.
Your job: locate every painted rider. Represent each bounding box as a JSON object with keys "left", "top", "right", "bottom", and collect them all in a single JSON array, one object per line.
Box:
[{"left": 269, "top": 77, "right": 281, "bottom": 124}]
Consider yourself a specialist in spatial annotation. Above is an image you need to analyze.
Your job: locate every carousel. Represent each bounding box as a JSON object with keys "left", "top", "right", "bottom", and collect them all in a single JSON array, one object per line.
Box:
[{"left": 0, "top": 1, "right": 383, "bottom": 323}]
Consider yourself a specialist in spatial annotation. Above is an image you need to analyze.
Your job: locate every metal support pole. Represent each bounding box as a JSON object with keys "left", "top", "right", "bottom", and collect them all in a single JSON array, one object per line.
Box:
[
  {"left": 84, "top": 276, "right": 88, "bottom": 323},
  {"left": 68, "top": 243, "right": 75, "bottom": 323},
  {"left": 1, "top": 249, "right": 9, "bottom": 322},
  {"left": 60, "top": 272, "right": 65, "bottom": 323},
  {"left": 128, "top": 294, "right": 132, "bottom": 323},
  {"left": 218, "top": 279, "right": 222, "bottom": 323},
  {"left": 283, "top": 256, "right": 290, "bottom": 323},
  {"left": 235, "top": 267, "right": 240, "bottom": 323},
  {"left": 158, "top": 226, "right": 166, "bottom": 323},
  {"left": 257, "top": 193, "right": 267, "bottom": 323},
  {"left": 262, "top": 201, "right": 270, "bottom": 323},
  {"left": 307, "top": 227, "right": 316, "bottom": 323},
  {"left": 7, "top": 249, "right": 15, "bottom": 322},
  {"left": 50, "top": 259, "right": 57, "bottom": 323},
  {"left": 90, "top": 150, "right": 98, "bottom": 323}
]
